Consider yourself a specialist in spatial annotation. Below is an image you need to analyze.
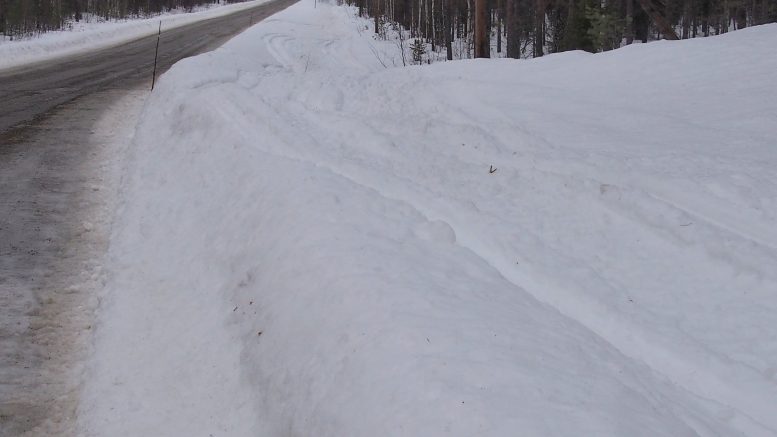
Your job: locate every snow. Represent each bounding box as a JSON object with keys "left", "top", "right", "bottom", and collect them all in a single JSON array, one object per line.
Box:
[
  {"left": 0, "top": 86, "right": 148, "bottom": 435},
  {"left": 77, "top": 1, "right": 777, "bottom": 436},
  {"left": 0, "top": 0, "right": 271, "bottom": 71}
]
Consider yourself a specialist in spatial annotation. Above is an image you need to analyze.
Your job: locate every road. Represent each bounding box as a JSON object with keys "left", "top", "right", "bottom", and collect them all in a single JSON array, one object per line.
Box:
[
  {"left": 0, "top": 0, "right": 297, "bottom": 133},
  {"left": 0, "top": 0, "right": 296, "bottom": 435}
]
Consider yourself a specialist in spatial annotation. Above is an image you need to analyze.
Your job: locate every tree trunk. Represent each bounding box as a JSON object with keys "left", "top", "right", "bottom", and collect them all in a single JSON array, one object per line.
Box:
[
  {"left": 497, "top": 0, "right": 502, "bottom": 52},
  {"left": 373, "top": 0, "right": 380, "bottom": 34},
  {"left": 626, "top": 0, "right": 634, "bottom": 43},
  {"left": 505, "top": 0, "right": 520, "bottom": 57},
  {"left": 447, "top": 2, "right": 454, "bottom": 59},
  {"left": 735, "top": 4, "right": 747, "bottom": 28},
  {"left": 636, "top": 0, "right": 680, "bottom": 39},
  {"left": 722, "top": 0, "right": 729, "bottom": 33},
  {"left": 534, "top": 0, "right": 544, "bottom": 57},
  {"left": 474, "top": 0, "right": 489, "bottom": 57}
]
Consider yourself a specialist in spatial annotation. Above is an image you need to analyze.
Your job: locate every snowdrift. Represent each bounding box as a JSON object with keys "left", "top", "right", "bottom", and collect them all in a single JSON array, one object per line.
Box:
[{"left": 78, "top": 2, "right": 777, "bottom": 436}]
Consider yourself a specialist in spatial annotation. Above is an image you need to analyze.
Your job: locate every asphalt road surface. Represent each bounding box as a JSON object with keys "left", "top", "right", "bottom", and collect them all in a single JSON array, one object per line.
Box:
[
  {"left": 0, "top": 0, "right": 296, "bottom": 434},
  {"left": 0, "top": 0, "right": 297, "bottom": 133}
]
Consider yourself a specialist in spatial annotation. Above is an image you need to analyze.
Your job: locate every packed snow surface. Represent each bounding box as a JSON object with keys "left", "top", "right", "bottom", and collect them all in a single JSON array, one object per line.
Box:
[
  {"left": 0, "top": 0, "right": 270, "bottom": 71},
  {"left": 78, "top": 2, "right": 777, "bottom": 436}
]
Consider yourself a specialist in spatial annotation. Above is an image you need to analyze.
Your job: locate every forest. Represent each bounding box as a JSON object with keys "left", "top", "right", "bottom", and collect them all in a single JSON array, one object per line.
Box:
[
  {"left": 347, "top": 0, "right": 777, "bottom": 59},
  {"left": 1, "top": 0, "right": 776, "bottom": 51},
  {"left": 0, "top": 0, "right": 244, "bottom": 38}
]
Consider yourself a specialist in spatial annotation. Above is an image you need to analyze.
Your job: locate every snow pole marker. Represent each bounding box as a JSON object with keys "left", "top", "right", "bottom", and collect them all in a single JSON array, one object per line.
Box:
[{"left": 151, "top": 20, "right": 162, "bottom": 91}]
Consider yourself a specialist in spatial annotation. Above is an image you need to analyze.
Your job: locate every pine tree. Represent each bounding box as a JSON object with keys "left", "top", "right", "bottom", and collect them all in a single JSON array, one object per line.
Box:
[
  {"left": 586, "top": 2, "right": 621, "bottom": 51},
  {"left": 411, "top": 37, "right": 426, "bottom": 63},
  {"left": 562, "top": 0, "right": 595, "bottom": 52}
]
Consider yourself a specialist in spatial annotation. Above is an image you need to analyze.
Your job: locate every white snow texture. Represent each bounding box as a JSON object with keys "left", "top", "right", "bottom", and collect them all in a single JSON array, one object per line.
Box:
[{"left": 78, "top": 2, "right": 777, "bottom": 436}]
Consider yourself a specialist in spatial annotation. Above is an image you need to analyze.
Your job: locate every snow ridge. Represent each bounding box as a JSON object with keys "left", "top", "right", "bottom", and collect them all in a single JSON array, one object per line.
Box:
[{"left": 78, "top": 2, "right": 777, "bottom": 436}]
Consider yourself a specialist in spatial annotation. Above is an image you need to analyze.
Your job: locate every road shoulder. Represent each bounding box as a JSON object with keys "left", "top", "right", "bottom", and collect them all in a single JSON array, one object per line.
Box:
[{"left": 0, "top": 88, "right": 146, "bottom": 437}]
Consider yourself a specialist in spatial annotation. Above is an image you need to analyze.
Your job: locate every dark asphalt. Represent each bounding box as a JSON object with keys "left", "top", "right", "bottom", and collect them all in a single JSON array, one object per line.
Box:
[
  {"left": 0, "top": 0, "right": 297, "bottom": 133},
  {"left": 0, "top": 1, "right": 296, "bottom": 435}
]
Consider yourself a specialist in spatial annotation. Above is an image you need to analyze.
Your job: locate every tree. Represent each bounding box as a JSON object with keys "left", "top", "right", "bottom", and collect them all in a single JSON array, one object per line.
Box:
[
  {"left": 562, "top": 0, "right": 595, "bottom": 52},
  {"left": 586, "top": 2, "right": 621, "bottom": 51},
  {"left": 505, "top": 0, "right": 521, "bottom": 57},
  {"left": 636, "top": 0, "right": 679, "bottom": 39},
  {"left": 625, "top": 0, "right": 634, "bottom": 43},
  {"left": 474, "top": 0, "right": 490, "bottom": 56},
  {"left": 534, "top": 0, "right": 546, "bottom": 56},
  {"left": 344, "top": 0, "right": 775, "bottom": 63}
]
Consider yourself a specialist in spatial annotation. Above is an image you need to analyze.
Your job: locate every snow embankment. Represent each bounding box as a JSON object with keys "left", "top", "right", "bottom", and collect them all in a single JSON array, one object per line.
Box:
[
  {"left": 78, "top": 1, "right": 777, "bottom": 436},
  {"left": 0, "top": 0, "right": 269, "bottom": 71}
]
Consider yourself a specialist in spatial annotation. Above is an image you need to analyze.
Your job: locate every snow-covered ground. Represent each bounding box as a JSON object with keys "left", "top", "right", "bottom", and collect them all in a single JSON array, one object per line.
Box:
[
  {"left": 0, "top": 0, "right": 270, "bottom": 71},
  {"left": 77, "top": 1, "right": 777, "bottom": 435}
]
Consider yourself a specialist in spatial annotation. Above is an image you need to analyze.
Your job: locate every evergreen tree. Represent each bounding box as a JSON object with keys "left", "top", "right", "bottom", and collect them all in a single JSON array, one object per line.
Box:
[
  {"left": 586, "top": 2, "right": 622, "bottom": 51},
  {"left": 411, "top": 37, "right": 426, "bottom": 63},
  {"left": 562, "top": 0, "right": 595, "bottom": 52}
]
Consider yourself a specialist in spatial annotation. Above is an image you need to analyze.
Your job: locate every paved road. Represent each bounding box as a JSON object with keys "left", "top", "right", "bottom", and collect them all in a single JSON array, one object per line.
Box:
[
  {"left": 0, "top": 1, "right": 296, "bottom": 435},
  {"left": 0, "top": 0, "right": 297, "bottom": 133}
]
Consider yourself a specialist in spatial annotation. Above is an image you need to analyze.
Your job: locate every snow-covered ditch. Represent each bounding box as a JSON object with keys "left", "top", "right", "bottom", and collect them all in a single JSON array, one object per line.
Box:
[
  {"left": 0, "top": 0, "right": 271, "bottom": 71},
  {"left": 77, "top": 1, "right": 777, "bottom": 435}
]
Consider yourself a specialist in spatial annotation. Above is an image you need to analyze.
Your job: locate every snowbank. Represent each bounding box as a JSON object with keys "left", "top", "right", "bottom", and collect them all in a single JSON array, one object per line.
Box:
[
  {"left": 78, "top": 1, "right": 777, "bottom": 435},
  {"left": 0, "top": 0, "right": 270, "bottom": 71}
]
